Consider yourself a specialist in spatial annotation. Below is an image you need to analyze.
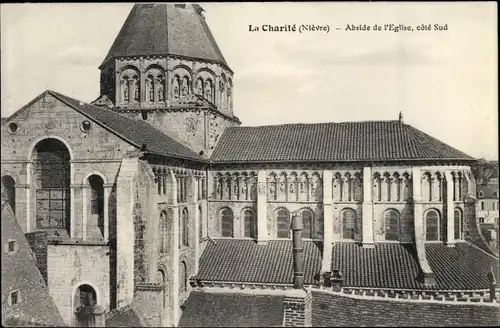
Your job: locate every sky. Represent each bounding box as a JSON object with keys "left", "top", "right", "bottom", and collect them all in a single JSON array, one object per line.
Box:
[{"left": 1, "top": 2, "right": 498, "bottom": 160}]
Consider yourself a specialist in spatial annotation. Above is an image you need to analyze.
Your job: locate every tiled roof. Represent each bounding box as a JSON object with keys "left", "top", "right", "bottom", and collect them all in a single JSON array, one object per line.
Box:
[
  {"left": 312, "top": 291, "right": 500, "bottom": 327},
  {"left": 332, "top": 242, "right": 499, "bottom": 290},
  {"left": 193, "top": 239, "right": 322, "bottom": 285},
  {"left": 105, "top": 305, "right": 146, "bottom": 327},
  {"left": 101, "top": 4, "right": 228, "bottom": 68},
  {"left": 211, "top": 121, "right": 475, "bottom": 163},
  {"left": 47, "top": 91, "right": 206, "bottom": 162},
  {"left": 178, "top": 291, "right": 284, "bottom": 327},
  {"left": 1, "top": 204, "right": 65, "bottom": 327}
]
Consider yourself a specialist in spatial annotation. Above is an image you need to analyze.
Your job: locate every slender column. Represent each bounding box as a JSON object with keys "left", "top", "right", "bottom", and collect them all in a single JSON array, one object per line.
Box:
[
  {"left": 322, "top": 170, "right": 333, "bottom": 272},
  {"left": 257, "top": 170, "right": 268, "bottom": 244},
  {"left": 26, "top": 162, "right": 33, "bottom": 233},
  {"left": 445, "top": 171, "right": 456, "bottom": 246},
  {"left": 362, "top": 167, "right": 374, "bottom": 247},
  {"left": 166, "top": 69, "right": 172, "bottom": 106},
  {"left": 103, "top": 183, "right": 113, "bottom": 242},
  {"left": 70, "top": 163, "right": 75, "bottom": 238},
  {"left": 82, "top": 185, "right": 88, "bottom": 241}
]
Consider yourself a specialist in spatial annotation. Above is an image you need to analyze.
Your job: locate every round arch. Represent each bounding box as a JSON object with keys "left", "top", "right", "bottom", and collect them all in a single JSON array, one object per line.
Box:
[
  {"left": 71, "top": 281, "right": 102, "bottom": 308},
  {"left": 82, "top": 170, "right": 108, "bottom": 185},
  {"left": 193, "top": 67, "right": 216, "bottom": 80},
  {"left": 144, "top": 63, "right": 166, "bottom": 73},
  {"left": 423, "top": 208, "right": 441, "bottom": 241},
  {"left": 27, "top": 135, "right": 75, "bottom": 161},
  {"left": 118, "top": 65, "right": 140, "bottom": 76}
]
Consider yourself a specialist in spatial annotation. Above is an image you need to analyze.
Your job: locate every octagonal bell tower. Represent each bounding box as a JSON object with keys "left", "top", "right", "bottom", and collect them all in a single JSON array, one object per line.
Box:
[{"left": 92, "top": 3, "right": 240, "bottom": 157}]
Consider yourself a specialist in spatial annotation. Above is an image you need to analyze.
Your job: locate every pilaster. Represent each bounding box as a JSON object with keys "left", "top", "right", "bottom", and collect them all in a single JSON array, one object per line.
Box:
[
  {"left": 257, "top": 170, "right": 268, "bottom": 244},
  {"left": 116, "top": 158, "right": 139, "bottom": 307},
  {"left": 322, "top": 170, "right": 333, "bottom": 272},
  {"left": 362, "top": 166, "right": 374, "bottom": 247},
  {"left": 445, "top": 171, "right": 456, "bottom": 247},
  {"left": 167, "top": 170, "right": 180, "bottom": 326},
  {"left": 413, "top": 167, "right": 435, "bottom": 285},
  {"left": 189, "top": 176, "right": 200, "bottom": 274}
]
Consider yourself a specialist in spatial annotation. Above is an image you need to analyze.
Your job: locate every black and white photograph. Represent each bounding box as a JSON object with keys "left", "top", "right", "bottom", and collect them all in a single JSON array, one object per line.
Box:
[{"left": 1, "top": 2, "right": 498, "bottom": 327}]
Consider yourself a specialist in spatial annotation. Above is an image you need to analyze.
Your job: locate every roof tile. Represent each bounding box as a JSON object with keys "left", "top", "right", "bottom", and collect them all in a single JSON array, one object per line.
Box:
[
  {"left": 193, "top": 239, "right": 322, "bottom": 285},
  {"left": 332, "top": 242, "right": 499, "bottom": 290},
  {"left": 179, "top": 291, "right": 284, "bottom": 327},
  {"left": 48, "top": 91, "right": 206, "bottom": 161},
  {"left": 101, "top": 4, "right": 227, "bottom": 67},
  {"left": 211, "top": 121, "right": 474, "bottom": 163}
]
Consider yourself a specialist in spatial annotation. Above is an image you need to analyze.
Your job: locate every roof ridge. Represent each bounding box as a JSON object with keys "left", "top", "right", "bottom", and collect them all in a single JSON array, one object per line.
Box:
[{"left": 231, "top": 120, "right": 401, "bottom": 129}]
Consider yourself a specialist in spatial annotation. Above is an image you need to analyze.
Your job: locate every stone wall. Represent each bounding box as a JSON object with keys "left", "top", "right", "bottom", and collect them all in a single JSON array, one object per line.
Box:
[
  {"left": 311, "top": 291, "right": 500, "bottom": 327},
  {"left": 46, "top": 244, "right": 110, "bottom": 326}
]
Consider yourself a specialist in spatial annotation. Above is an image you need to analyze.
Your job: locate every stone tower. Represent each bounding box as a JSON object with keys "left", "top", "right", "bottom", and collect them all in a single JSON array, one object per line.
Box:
[{"left": 92, "top": 3, "right": 241, "bottom": 157}]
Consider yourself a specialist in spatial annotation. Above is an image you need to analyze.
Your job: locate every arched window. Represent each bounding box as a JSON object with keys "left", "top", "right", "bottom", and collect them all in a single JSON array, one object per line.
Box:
[
  {"left": 243, "top": 209, "right": 256, "bottom": 238},
  {"left": 342, "top": 209, "right": 357, "bottom": 240},
  {"left": 172, "top": 76, "right": 180, "bottom": 100},
  {"left": 196, "top": 78, "right": 204, "bottom": 95},
  {"left": 33, "top": 139, "right": 71, "bottom": 233},
  {"left": 1, "top": 175, "right": 16, "bottom": 214},
  {"left": 88, "top": 175, "right": 104, "bottom": 239},
  {"left": 132, "top": 75, "right": 140, "bottom": 102},
  {"left": 179, "top": 261, "right": 187, "bottom": 294},
  {"left": 219, "top": 78, "right": 226, "bottom": 109},
  {"left": 479, "top": 217, "right": 485, "bottom": 224},
  {"left": 198, "top": 206, "right": 203, "bottom": 242},
  {"left": 157, "top": 75, "right": 165, "bottom": 102},
  {"left": 301, "top": 209, "right": 313, "bottom": 239},
  {"left": 204, "top": 79, "right": 213, "bottom": 103},
  {"left": 454, "top": 209, "right": 463, "bottom": 240},
  {"left": 74, "top": 284, "right": 97, "bottom": 327},
  {"left": 384, "top": 209, "right": 400, "bottom": 241},
  {"left": 182, "top": 208, "right": 189, "bottom": 247},
  {"left": 160, "top": 211, "right": 167, "bottom": 253},
  {"left": 425, "top": 210, "right": 440, "bottom": 241},
  {"left": 146, "top": 75, "right": 154, "bottom": 102},
  {"left": 221, "top": 208, "right": 233, "bottom": 237},
  {"left": 277, "top": 209, "right": 290, "bottom": 238},
  {"left": 181, "top": 76, "right": 190, "bottom": 98}
]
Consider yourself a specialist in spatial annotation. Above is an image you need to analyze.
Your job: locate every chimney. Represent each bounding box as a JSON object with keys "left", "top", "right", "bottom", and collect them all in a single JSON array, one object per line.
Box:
[
  {"left": 283, "top": 213, "right": 313, "bottom": 327},
  {"left": 291, "top": 214, "right": 304, "bottom": 289},
  {"left": 487, "top": 266, "right": 497, "bottom": 302}
]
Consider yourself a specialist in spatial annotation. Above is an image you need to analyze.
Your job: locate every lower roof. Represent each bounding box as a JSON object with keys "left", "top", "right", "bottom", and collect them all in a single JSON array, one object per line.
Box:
[
  {"left": 194, "top": 239, "right": 499, "bottom": 291},
  {"left": 178, "top": 291, "right": 284, "bottom": 327},
  {"left": 333, "top": 242, "right": 499, "bottom": 290}
]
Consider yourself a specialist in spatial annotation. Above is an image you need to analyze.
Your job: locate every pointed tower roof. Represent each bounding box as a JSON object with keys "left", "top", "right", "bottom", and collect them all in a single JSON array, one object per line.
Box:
[{"left": 100, "top": 3, "right": 228, "bottom": 69}]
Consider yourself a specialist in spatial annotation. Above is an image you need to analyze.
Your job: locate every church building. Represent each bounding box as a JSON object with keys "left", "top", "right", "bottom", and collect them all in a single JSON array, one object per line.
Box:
[{"left": 2, "top": 3, "right": 499, "bottom": 327}]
